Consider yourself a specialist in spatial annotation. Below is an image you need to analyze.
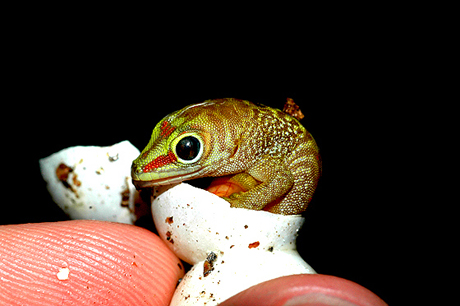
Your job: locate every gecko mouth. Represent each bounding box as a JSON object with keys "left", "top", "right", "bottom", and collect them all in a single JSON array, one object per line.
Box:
[
  {"left": 132, "top": 168, "right": 243, "bottom": 195},
  {"left": 135, "top": 173, "right": 284, "bottom": 213},
  {"left": 132, "top": 170, "right": 202, "bottom": 190},
  {"left": 131, "top": 163, "right": 207, "bottom": 189},
  {"left": 132, "top": 175, "right": 214, "bottom": 190}
]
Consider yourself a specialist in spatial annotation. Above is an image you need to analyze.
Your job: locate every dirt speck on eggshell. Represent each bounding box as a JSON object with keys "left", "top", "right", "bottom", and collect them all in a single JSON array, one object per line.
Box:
[
  {"left": 203, "top": 252, "right": 217, "bottom": 277},
  {"left": 166, "top": 216, "right": 174, "bottom": 224},
  {"left": 248, "top": 241, "right": 260, "bottom": 249}
]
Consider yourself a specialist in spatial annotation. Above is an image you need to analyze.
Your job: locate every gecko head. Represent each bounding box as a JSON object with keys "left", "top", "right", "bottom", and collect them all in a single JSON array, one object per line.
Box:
[
  {"left": 132, "top": 125, "right": 209, "bottom": 189},
  {"left": 131, "top": 102, "right": 229, "bottom": 190}
]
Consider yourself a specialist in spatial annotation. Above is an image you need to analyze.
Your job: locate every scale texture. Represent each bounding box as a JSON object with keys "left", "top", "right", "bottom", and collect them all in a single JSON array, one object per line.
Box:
[{"left": 132, "top": 98, "right": 321, "bottom": 215}]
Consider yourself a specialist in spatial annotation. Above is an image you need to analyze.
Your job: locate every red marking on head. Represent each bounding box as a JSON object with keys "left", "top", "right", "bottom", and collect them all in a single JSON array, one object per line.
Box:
[
  {"left": 160, "top": 121, "right": 176, "bottom": 138},
  {"left": 143, "top": 150, "right": 177, "bottom": 172},
  {"left": 168, "top": 150, "right": 176, "bottom": 163}
]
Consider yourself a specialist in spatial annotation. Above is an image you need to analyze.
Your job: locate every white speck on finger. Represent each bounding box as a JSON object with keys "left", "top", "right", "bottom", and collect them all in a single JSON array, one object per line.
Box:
[{"left": 56, "top": 267, "right": 70, "bottom": 280}]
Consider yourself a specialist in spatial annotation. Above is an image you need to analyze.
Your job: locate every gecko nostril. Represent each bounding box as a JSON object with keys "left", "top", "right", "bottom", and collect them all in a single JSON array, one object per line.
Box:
[{"left": 131, "top": 164, "right": 142, "bottom": 175}]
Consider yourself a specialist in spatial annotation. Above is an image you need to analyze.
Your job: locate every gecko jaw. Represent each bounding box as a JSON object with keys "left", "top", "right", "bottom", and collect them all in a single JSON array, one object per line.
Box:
[{"left": 132, "top": 168, "right": 203, "bottom": 190}]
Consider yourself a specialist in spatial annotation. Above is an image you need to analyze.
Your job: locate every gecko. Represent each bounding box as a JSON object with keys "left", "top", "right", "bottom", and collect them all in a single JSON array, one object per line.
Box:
[{"left": 131, "top": 98, "right": 321, "bottom": 215}]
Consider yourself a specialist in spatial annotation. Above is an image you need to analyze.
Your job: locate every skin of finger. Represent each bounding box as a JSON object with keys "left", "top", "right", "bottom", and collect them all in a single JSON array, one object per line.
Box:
[
  {"left": 0, "top": 220, "right": 184, "bottom": 306},
  {"left": 219, "top": 274, "right": 388, "bottom": 306}
]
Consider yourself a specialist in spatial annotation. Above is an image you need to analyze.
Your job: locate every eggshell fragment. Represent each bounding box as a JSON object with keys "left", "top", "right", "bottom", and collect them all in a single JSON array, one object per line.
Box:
[
  {"left": 152, "top": 183, "right": 315, "bottom": 306},
  {"left": 39, "top": 141, "right": 146, "bottom": 224},
  {"left": 56, "top": 267, "right": 70, "bottom": 280}
]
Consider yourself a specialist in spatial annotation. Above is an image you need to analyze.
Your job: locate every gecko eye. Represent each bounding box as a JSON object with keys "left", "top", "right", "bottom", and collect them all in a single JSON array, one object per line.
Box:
[{"left": 175, "top": 136, "right": 202, "bottom": 163}]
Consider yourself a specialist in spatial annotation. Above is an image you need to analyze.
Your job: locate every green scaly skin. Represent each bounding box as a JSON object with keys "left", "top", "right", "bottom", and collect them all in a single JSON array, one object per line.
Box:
[{"left": 131, "top": 98, "right": 321, "bottom": 215}]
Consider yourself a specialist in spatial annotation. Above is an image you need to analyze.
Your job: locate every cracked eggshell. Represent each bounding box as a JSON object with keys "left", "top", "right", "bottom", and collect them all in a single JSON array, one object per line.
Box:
[
  {"left": 39, "top": 141, "right": 145, "bottom": 224},
  {"left": 152, "top": 183, "right": 315, "bottom": 306}
]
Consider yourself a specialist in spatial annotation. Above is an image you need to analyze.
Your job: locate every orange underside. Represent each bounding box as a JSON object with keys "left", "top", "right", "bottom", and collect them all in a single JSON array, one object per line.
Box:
[
  {"left": 206, "top": 175, "right": 244, "bottom": 197},
  {"left": 206, "top": 175, "right": 282, "bottom": 212}
]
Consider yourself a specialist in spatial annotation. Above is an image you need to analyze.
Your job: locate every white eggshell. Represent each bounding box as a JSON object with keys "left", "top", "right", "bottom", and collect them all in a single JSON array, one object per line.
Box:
[
  {"left": 39, "top": 141, "right": 144, "bottom": 224},
  {"left": 152, "top": 183, "right": 315, "bottom": 306}
]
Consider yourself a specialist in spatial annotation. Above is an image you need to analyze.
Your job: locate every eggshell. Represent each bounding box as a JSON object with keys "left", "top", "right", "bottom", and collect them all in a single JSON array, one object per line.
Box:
[
  {"left": 39, "top": 141, "right": 146, "bottom": 224},
  {"left": 152, "top": 183, "right": 315, "bottom": 305}
]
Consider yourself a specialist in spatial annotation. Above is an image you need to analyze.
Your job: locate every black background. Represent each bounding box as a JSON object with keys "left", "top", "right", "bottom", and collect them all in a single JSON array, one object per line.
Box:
[{"left": 3, "top": 27, "right": 407, "bottom": 305}]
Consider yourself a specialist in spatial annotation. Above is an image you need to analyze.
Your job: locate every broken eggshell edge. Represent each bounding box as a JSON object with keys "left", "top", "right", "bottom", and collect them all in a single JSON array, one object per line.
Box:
[
  {"left": 39, "top": 141, "right": 148, "bottom": 224},
  {"left": 152, "top": 183, "right": 315, "bottom": 306}
]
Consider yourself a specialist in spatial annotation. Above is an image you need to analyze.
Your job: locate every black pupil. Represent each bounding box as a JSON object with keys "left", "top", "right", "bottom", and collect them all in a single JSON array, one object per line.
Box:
[{"left": 176, "top": 136, "right": 200, "bottom": 161}]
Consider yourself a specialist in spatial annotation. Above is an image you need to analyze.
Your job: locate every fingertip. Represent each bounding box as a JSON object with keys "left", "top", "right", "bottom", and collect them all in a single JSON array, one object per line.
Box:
[
  {"left": 220, "top": 274, "right": 387, "bottom": 306},
  {"left": 0, "top": 220, "right": 184, "bottom": 306}
]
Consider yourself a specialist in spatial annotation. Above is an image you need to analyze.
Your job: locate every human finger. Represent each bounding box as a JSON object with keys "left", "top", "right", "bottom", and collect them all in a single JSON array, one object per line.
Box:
[
  {"left": 219, "top": 274, "right": 387, "bottom": 306},
  {"left": 0, "top": 220, "right": 184, "bottom": 306}
]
